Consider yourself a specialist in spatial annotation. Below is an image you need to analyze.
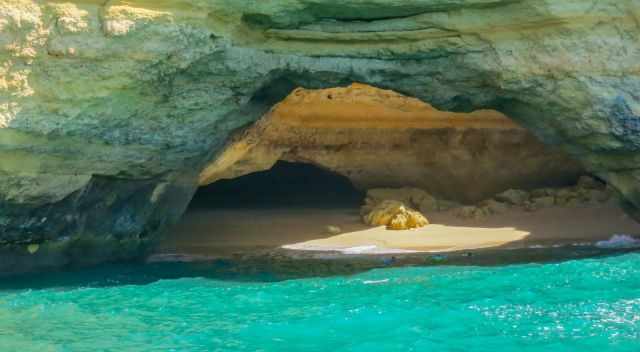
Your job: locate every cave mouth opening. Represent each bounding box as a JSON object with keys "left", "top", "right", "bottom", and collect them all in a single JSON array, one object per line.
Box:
[
  {"left": 157, "top": 83, "right": 640, "bottom": 258},
  {"left": 189, "top": 160, "right": 365, "bottom": 210}
]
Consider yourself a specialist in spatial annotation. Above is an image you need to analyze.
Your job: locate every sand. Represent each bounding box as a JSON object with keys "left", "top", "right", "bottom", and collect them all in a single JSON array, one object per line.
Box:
[{"left": 157, "top": 202, "right": 640, "bottom": 257}]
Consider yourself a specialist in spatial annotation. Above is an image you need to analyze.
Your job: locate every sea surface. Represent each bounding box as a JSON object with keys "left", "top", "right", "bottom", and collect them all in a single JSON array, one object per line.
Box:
[{"left": 1, "top": 253, "right": 640, "bottom": 351}]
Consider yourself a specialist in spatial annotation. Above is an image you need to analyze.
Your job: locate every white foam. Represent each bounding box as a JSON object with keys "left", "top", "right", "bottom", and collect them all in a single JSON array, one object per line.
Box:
[
  {"left": 363, "top": 279, "right": 390, "bottom": 285},
  {"left": 595, "top": 234, "right": 640, "bottom": 249},
  {"left": 283, "top": 243, "right": 420, "bottom": 254},
  {"left": 341, "top": 245, "right": 379, "bottom": 254}
]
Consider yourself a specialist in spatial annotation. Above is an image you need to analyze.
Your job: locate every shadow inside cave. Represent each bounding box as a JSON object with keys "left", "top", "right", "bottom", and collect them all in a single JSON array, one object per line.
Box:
[
  {"left": 190, "top": 160, "right": 364, "bottom": 210},
  {"left": 159, "top": 160, "right": 370, "bottom": 255}
]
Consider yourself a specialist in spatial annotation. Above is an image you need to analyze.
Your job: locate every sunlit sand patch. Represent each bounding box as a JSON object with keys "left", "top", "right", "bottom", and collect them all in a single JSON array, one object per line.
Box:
[{"left": 282, "top": 224, "right": 530, "bottom": 254}]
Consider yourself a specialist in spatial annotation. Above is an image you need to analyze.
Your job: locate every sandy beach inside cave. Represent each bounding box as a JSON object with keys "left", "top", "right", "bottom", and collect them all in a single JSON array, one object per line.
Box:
[{"left": 157, "top": 202, "right": 640, "bottom": 257}]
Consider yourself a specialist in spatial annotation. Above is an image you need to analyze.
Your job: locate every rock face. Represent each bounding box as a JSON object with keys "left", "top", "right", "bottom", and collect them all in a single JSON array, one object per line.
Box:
[
  {"left": 199, "top": 84, "right": 584, "bottom": 203},
  {"left": 1, "top": 1, "right": 639, "bottom": 274}
]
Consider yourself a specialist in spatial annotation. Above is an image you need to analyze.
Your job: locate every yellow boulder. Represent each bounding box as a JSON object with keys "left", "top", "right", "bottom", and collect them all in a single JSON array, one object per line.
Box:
[{"left": 363, "top": 200, "right": 429, "bottom": 230}]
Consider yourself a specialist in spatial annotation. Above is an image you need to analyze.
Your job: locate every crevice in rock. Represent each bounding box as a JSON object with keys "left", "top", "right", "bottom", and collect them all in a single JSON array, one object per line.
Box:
[{"left": 242, "top": 0, "right": 525, "bottom": 31}]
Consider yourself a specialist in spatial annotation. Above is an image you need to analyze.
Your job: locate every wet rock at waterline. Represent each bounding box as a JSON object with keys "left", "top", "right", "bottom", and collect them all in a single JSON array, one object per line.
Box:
[{"left": 1, "top": 1, "right": 639, "bottom": 273}]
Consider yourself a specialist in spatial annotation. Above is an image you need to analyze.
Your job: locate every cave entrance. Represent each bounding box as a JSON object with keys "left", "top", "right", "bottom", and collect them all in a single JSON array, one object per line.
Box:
[
  {"left": 159, "top": 161, "right": 368, "bottom": 255},
  {"left": 156, "top": 83, "right": 640, "bottom": 259},
  {"left": 190, "top": 160, "right": 364, "bottom": 210}
]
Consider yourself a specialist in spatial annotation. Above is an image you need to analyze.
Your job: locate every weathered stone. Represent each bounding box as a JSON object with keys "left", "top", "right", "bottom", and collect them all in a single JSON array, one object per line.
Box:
[
  {"left": 495, "top": 189, "right": 530, "bottom": 206},
  {"left": 480, "top": 199, "right": 511, "bottom": 214},
  {"left": 417, "top": 194, "right": 441, "bottom": 213},
  {"left": 577, "top": 176, "right": 606, "bottom": 190},
  {"left": 454, "top": 206, "right": 490, "bottom": 220},
  {"left": 365, "top": 188, "right": 432, "bottom": 209},
  {"left": 363, "top": 200, "right": 429, "bottom": 230},
  {"left": 552, "top": 188, "right": 576, "bottom": 206},
  {"left": 530, "top": 188, "right": 555, "bottom": 198},
  {"left": 532, "top": 196, "right": 556, "bottom": 209},
  {"left": 388, "top": 213, "right": 424, "bottom": 231}
]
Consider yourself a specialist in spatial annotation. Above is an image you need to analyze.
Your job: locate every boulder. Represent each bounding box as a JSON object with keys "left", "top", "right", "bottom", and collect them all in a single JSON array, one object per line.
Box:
[
  {"left": 418, "top": 195, "right": 441, "bottom": 213},
  {"left": 365, "top": 187, "right": 446, "bottom": 213},
  {"left": 532, "top": 196, "right": 555, "bottom": 208},
  {"left": 495, "top": 189, "right": 530, "bottom": 206},
  {"left": 453, "top": 206, "right": 491, "bottom": 220},
  {"left": 362, "top": 200, "right": 429, "bottom": 230},
  {"left": 530, "top": 188, "right": 555, "bottom": 198},
  {"left": 577, "top": 176, "right": 606, "bottom": 190},
  {"left": 481, "top": 199, "right": 511, "bottom": 214},
  {"left": 554, "top": 188, "right": 579, "bottom": 206}
]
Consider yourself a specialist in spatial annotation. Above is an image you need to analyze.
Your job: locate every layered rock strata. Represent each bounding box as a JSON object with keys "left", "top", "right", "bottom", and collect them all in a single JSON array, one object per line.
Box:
[{"left": 199, "top": 84, "right": 584, "bottom": 203}]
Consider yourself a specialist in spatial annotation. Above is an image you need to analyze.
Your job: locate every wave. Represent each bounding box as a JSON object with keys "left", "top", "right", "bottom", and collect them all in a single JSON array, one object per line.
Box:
[{"left": 595, "top": 234, "right": 640, "bottom": 249}]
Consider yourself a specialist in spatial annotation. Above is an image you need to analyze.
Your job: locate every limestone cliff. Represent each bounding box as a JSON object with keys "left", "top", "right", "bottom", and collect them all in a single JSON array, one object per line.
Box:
[{"left": 0, "top": 0, "right": 639, "bottom": 274}]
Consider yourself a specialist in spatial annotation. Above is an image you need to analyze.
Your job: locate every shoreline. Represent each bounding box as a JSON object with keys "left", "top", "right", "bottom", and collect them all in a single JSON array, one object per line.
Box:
[
  {"left": 155, "top": 202, "right": 640, "bottom": 264},
  {"left": 145, "top": 244, "right": 640, "bottom": 282}
]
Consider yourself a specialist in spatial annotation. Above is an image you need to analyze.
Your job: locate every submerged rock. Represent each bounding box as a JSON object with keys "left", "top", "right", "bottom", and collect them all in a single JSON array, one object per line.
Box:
[{"left": 363, "top": 200, "right": 429, "bottom": 230}]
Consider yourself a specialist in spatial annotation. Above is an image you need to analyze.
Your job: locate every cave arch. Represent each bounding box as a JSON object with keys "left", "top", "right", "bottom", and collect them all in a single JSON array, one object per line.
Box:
[{"left": 199, "top": 83, "right": 586, "bottom": 204}]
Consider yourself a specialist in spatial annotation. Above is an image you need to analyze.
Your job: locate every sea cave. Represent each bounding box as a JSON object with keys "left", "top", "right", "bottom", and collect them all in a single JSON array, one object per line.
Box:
[{"left": 1, "top": 1, "right": 640, "bottom": 349}]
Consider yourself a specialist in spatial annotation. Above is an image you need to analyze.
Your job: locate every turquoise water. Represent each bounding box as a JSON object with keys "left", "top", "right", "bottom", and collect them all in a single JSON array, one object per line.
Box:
[{"left": 1, "top": 254, "right": 640, "bottom": 351}]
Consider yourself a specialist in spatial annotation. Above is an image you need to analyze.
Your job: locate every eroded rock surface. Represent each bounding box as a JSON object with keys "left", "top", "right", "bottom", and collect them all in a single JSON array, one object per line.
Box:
[
  {"left": 362, "top": 200, "right": 429, "bottom": 230},
  {"left": 199, "top": 84, "right": 584, "bottom": 203},
  {"left": 1, "top": 0, "right": 639, "bottom": 274}
]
